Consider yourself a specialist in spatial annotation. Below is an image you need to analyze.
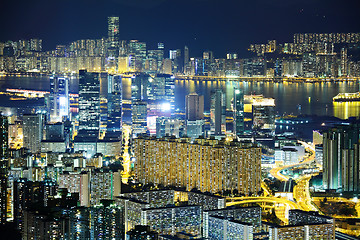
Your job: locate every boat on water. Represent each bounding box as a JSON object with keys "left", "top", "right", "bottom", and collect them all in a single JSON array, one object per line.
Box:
[{"left": 333, "top": 92, "right": 360, "bottom": 102}]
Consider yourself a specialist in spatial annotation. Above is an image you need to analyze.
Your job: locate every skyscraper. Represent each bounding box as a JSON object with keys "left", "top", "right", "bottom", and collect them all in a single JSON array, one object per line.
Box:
[
  {"left": 131, "top": 73, "right": 151, "bottom": 101},
  {"left": 107, "top": 75, "right": 122, "bottom": 134},
  {"left": 132, "top": 101, "right": 148, "bottom": 136},
  {"left": 78, "top": 70, "right": 100, "bottom": 137},
  {"left": 129, "top": 40, "right": 147, "bottom": 72},
  {"left": 210, "top": 90, "right": 226, "bottom": 136},
  {"left": 23, "top": 114, "right": 44, "bottom": 153},
  {"left": 185, "top": 92, "right": 204, "bottom": 121},
  {"left": 151, "top": 74, "right": 175, "bottom": 114},
  {"left": 107, "top": 16, "right": 119, "bottom": 55},
  {"left": 184, "top": 46, "right": 189, "bottom": 68},
  {"left": 323, "top": 124, "right": 360, "bottom": 192},
  {"left": 47, "top": 75, "right": 69, "bottom": 122},
  {"left": 252, "top": 98, "right": 275, "bottom": 135},
  {"left": 233, "top": 88, "right": 244, "bottom": 137}
]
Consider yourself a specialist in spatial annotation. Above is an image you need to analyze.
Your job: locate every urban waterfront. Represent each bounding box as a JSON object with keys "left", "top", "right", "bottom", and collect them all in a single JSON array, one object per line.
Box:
[{"left": 1, "top": 75, "right": 360, "bottom": 119}]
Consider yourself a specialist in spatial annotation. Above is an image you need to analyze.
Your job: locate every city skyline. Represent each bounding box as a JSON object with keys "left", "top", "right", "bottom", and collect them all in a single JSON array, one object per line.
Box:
[
  {"left": 1, "top": 1, "right": 360, "bottom": 239},
  {"left": 1, "top": 0, "right": 360, "bottom": 57}
]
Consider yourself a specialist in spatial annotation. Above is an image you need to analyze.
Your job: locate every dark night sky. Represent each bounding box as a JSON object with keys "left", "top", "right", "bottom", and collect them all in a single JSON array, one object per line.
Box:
[{"left": 1, "top": 0, "right": 360, "bottom": 58}]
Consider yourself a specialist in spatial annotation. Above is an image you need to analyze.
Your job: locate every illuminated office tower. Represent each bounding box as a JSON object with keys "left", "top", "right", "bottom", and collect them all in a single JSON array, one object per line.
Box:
[
  {"left": 233, "top": 88, "right": 244, "bottom": 137},
  {"left": 164, "top": 75, "right": 175, "bottom": 108},
  {"left": 134, "top": 137, "right": 261, "bottom": 195},
  {"left": 169, "top": 49, "right": 182, "bottom": 73},
  {"left": 90, "top": 169, "right": 121, "bottom": 206},
  {"left": 23, "top": 114, "right": 44, "bottom": 153},
  {"left": 131, "top": 73, "right": 151, "bottom": 101},
  {"left": 184, "top": 46, "right": 189, "bottom": 73},
  {"left": 150, "top": 74, "right": 175, "bottom": 113},
  {"left": 203, "top": 51, "right": 214, "bottom": 62},
  {"left": 210, "top": 90, "right": 226, "bottom": 136},
  {"left": 147, "top": 50, "right": 164, "bottom": 73},
  {"left": 48, "top": 75, "right": 69, "bottom": 122},
  {"left": 323, "top": 124, "right": 360, "bottom": 192},
  {"left": 129, "top": 40, "right": 147, "bottom": 72},
  {"left": 108, "top": 16, "right": 119, "bottom": 55},
  {"left": 78, "top": 70, "right": 100, "bottom": 137},
  {"left": 132, "top": 101, "right": 148, "bottom": 136},
  {"left": 185, "top": 92, "right": 204, "bottom": 121},
  {"left": 302, "top": 53, "right": 316, "bottom": 78},
  {"left": 107, "top": 75, "right": 122, "bottom": 134},
  {"left": 252, "top": 98, "right": 275, "bottom": 135}
]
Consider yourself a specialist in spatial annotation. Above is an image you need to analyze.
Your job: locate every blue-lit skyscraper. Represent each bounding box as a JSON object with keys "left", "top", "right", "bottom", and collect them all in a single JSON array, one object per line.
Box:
[
  {"left": 47, "top": 75, "right": 69, "bottom": 122},
  {"left": 107, "top": 75, "right": 122, "bottom": 134},
  {"left": 132, "top": 100, "right": 148, "bottom": 136},
  {"left": 131, "top": 73, "right": 151, "bottom": 101},
  {"left": 151, "top": 74, "right": 175, "bottom": 114},
  {"left": 233, "top": 88, "right": 244, "bottom": 137},
  {"left": 78, "top": 70, "right": 100, "bottom": 137}
]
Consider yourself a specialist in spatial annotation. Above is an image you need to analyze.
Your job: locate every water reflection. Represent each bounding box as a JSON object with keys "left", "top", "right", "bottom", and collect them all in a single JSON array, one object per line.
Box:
[{"left": 333, "top": 101, "right": 360, "bottom": 120}]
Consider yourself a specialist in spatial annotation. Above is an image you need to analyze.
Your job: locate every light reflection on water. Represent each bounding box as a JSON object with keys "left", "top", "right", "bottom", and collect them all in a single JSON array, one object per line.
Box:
[
  {"left": 333, "top": 101, "right": 360, "bottom": 120},
  {"left": 0, "top": 76, "right": 359, "bottom": 118}
]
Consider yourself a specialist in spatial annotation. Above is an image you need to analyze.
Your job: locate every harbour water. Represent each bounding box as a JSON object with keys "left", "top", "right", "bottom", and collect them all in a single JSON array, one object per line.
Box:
[{"left": 0, "top": 75, "right": 359, "bottom": 119}]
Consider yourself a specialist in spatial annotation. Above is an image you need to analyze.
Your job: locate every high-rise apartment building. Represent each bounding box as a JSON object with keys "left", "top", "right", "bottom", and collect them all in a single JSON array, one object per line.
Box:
[
  {"left": 90, "top": 169, "right": 121, "bottom": 206},
  {"left": 78, "top": 70, "right": 100, "bottom": 136},
  {"left": 323, "top": 123, "right": 360, "bottom": 192},
  {"left": 133, "top": 137, "right": 261, "bottom": 195},
  {"left": 58, "top": 172, "right": 90, "bottom": 207},
  {"left": 23, "top": 114, "right": 44, "bottom": 153},
  {"left": 0, "top": 115, "right": 7, "bottom": 223}
]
